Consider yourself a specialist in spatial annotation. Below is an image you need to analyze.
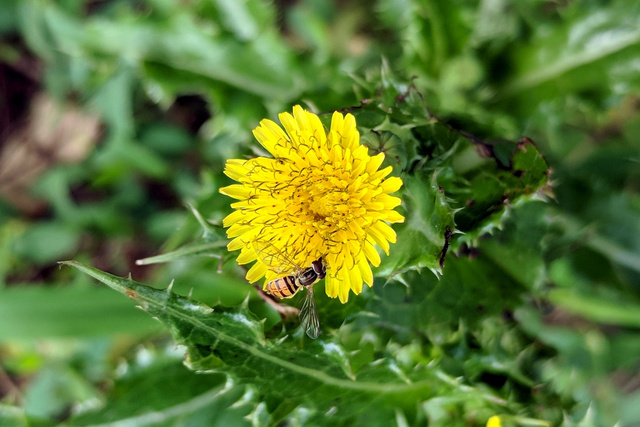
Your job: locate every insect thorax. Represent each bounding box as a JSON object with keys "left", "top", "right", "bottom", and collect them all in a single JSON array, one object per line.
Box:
[
  {"left": 297, "top": 267, "right": 318, "bottom": 287},
  {"left": 297, "top": 258, "right": 325, "bottom": 287}
]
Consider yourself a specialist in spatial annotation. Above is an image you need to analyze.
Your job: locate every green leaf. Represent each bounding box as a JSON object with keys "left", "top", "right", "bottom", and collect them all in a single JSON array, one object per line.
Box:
[
  {"left": 70, "top": 354, "right": 252, "bottom": 427},
  {"left": 548, "top": 288, "right": 640, "bottom": 328},
  {"left": 61, "top": 261, "right": 505, "bottom": 425},
  {"left": 498, "top": 0, "right": 640, "bottom": 103},
  {"left": 621, "top": 390, "right": 640, "bottom": 426},
  {"left": 378, "top": 171, "right": 457, "bottom": 279},
  {"left": 135, "top": 241, "right": 228, "bottom": 266},
  {"left": 137, "top": 204, "right": 228, "bottom": 266},
  {"left": 474, "top": 202, "right": 548, "bottom": 291},
  {"left": 11, "top": 222, "right": 80, "bottom": 265},
  {"left": 0, "top": 284, "right": 162, "bottom": 339},
  {"left": 372, "top": 251, "right": 527, "bottom": 334},
  {"left": 82, "top": 9, "right": 298, "bottom": 100},
  {"left": 451, "top": 137, "right": 551, "bottom": 243},
  {"left": 24, "top": 365, "right": 101, "bottom": 421},
  {"left": 0, "top": 1, "right": 17, "bottom": 34},
  {"left": 0, "top": 405, "right": 27, "bottom": 427},
  {"left": 211, "top": 0, "right": 271, "bottom": 41}
]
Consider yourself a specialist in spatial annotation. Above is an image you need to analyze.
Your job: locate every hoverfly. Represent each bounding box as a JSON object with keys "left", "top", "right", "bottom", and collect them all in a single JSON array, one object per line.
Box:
[{"left": 255, "top": 241, "right": 326, "bottom": 339}]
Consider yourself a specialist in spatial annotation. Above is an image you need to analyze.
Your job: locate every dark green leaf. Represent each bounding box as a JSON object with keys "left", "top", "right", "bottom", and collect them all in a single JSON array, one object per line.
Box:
[
  {"left": 378, "top": 172, "right": 457, "bottom": 279},
  {"left": 70, "top": 354, "right": 252, "bottom": 427},
  {"left": 61, "top": 261, "right": 506, "bottom": 425}
]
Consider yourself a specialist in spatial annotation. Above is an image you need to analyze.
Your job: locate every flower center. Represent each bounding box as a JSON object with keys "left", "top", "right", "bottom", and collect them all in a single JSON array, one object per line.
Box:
[{"left": 308, "top": 193, "right": 337, "bottom": 219}]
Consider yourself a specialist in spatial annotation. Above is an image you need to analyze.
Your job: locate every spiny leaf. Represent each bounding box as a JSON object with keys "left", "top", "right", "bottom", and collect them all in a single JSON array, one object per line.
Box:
[
  {"left": 135, "top": 241, "right": 228, "bottom": 266},
  {"left": 69, "top": 354, "right": 253, "bottom": 427},
  {"left": 136, "top": 204, "right": 229, "bottom": 266},
  {"left": 450, "top": 137, "right": 551, "bottom": 248},
  {"left": 60, "top": 261, "right": 507, "bottom": 425},
  {"left": 377, "top": 171, "right": 457, "bottom": 279}
]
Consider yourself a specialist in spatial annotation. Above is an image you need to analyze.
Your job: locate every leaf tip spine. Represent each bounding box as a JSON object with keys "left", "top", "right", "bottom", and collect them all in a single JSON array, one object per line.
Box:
[{"left": 240, "top": 293, "right": 251, "bottom": 310}]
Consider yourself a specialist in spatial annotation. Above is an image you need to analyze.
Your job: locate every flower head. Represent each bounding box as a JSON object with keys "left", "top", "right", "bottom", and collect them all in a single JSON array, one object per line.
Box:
[{"left": 220, "top": 105, "right": 404, "bottom": 303}]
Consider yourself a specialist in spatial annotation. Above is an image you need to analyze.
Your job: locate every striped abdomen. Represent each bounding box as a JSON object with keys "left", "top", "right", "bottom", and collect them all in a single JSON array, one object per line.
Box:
[{"left": 265, "top": 274, "right": 302, "bottom": 298}]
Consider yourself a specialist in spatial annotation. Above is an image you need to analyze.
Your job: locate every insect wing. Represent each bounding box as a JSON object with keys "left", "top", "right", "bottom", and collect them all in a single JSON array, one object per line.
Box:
[
  {"left": 299, "top": 287, "right": 320, "bottom": 339},
  {"left": 253, "top": 239, "right": 301, "bottom": 276}
]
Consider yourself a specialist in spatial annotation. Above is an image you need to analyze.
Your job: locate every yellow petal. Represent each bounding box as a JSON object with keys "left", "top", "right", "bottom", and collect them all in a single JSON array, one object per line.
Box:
[
  {"left": 363, "top": 241, "right": 381, "bottom": 267},
  {"left": 341, "top": 113, "right": 359, "bottom": 151},
  {"left": 325, "top": 274, "right": 338, "bottom": 298},
  {"left": 263, "top": 120, "right": 292, "bottom": 156},
  {"left": 337, "top": 269, "right": 350, "bottom": 303},
  {"left": 223, "top": 159, "right": 249, "bottom": 181},
  {"left": 349, "top": 266, "right": 363, "bottom": 294},
  {"left": 381, "top": 176, "right": 403, "bottom": 193},
  {"left": 219, "top": 184, "right": 253, "bottom": 200},
  {"left": 228, "top": 236, "right": 249, "bottom": 252},
  {"left": 329, "top": 111, "right": 344, "bottom": 144},
  {"left": 366, "top": 226, "right": 390, "bottom": 255},
  {"left": 293, "top": 105, "right": 310, "bottom": 132},
  {"left": 252, "top": 121, "right": 279, "bottom": 156},
  {"left": 236, "top": 248, "right": 257, "bottom": 265},
  {"left": 246, "top": 261, "right": 268, "bottom": 283},
  {"left": 370, "top": 165, "right": 393, "bottom": 181},
  {"left": 358, "top": 254, "right": 374, "bottom": 286},
  {"left": 366, "top": 153, "right": 385, "bottom": 174},
  {"left": 279, "top": 110, "right": 300, "bottom": 146},
  {"left": 377, "top": 194, "right": 402, "bottom": 209},
  {"left": 371, "top": 221, "right": 397, "bottom": 243},
  {"left": 381, "top": 210, "right": 405, "bottom": 223},
  {"left": 222, "top": 209, "right": 251, "bottom": 228},
  {"left": 227, "top": 224, "right": 254, "bottom": 238}
]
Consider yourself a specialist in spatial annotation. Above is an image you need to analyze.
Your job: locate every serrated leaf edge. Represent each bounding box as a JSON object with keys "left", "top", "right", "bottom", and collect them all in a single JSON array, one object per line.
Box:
[{"left": 60, "top": 261, "right": 433, "bottom": 396}]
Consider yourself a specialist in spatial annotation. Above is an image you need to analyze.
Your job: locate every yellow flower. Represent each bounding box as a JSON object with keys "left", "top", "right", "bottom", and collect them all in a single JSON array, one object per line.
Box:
[
  {"left": 220, "top": 105, "right": 404, "bottom": 303},
  {"left": 486, "top": 416, "right": 502, "bottom": 427}
]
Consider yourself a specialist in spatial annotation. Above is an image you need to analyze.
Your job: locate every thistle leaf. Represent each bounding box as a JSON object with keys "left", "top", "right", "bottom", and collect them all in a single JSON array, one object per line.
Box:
[
  {"left": 377, "top": 171, "right": 457, "bottom": 279},
  {"left": 60, "top": 260, "right": 503, "bottom": 425}
]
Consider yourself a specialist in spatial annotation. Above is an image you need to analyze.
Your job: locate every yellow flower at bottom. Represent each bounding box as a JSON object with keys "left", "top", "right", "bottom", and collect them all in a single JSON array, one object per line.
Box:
[
  {"left": 486, "top": 416, "right": 502, "bottom": 427},
  {"left": 220, "top": 105, "right": 404, "bottom": 303}
]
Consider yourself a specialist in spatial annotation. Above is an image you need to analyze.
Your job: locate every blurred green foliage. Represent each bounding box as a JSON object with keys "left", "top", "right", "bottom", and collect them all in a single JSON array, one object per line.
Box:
[{"left": 1, "top": 0, "right": 639, "bottom": 426}]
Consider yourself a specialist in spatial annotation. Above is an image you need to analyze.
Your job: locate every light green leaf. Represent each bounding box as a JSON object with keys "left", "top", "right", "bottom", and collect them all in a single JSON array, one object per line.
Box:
[
  {"left": 0, "top": 405, "right": 27, "bottom": 427},
  {"left": 499, "top": 0, "right": 640, "bottom": 100},
  {"left": 11, "top": 222, "right": 80, "bottom": 265},
  {"left": 0, "top": 284, "right": 162, "bottom": 339},
  {"left": 24, "top": 365, "right": 101, "bottom": 421},
  {"left": 136, "top": 241, "right": 228, "bottom": 266},
  {"left": 137, "top": 204, "right": 228, "bottom": 266},
  {"left": 549, "top": 289, "right": 640, "bottom": 328},
  {"left": 84, "top": 12, "right": 298, "bottom": 100}
]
